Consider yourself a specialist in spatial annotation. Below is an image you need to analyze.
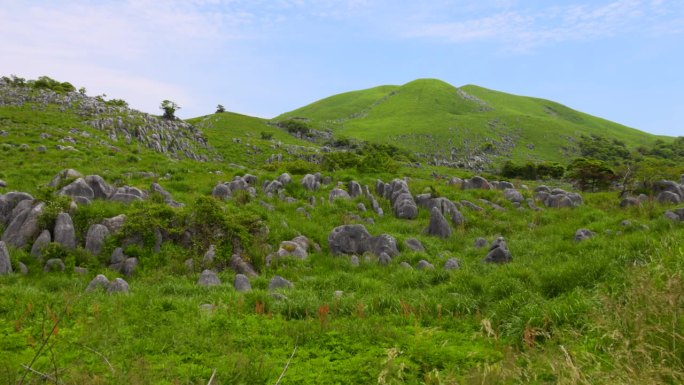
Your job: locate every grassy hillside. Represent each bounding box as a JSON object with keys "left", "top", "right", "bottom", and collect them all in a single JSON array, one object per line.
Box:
[
  {"left": 1, "top": 76, "right": 683, "bottom": 384},
  {"left": 277, "top": 79, "right": 662, "bottom": 165}
]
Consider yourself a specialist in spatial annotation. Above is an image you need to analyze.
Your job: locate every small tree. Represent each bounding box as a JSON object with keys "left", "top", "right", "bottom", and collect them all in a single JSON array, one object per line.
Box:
[
  {"left": 160, "top": 100, "right": 180, "bottom": 120},
  {"left": 215, "top": 104, "right": 226, "bottom": 113},
  {"left": 566, "top": 158, "right": 616, "bottom": 192}
]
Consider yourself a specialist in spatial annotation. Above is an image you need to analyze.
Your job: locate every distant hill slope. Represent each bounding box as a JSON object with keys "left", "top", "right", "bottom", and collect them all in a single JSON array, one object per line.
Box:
[{"left": 277, "top": 79, "right": 661, "bottom": 166}]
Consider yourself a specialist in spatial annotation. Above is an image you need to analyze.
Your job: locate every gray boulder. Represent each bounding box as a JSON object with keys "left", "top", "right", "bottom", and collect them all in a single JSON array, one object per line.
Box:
[
  {"left": 378, "top": 252, "right": 392, "bottom": 265},
  {"left": 484, "top": 237, "right": 512, "bottom": 264},
  {"left": 620, "top": 197, "right": 641, "bottom": 208},
  {"left": 444, "top": 258, "right": 460, "bottom": 270},
  {"left": 54, "top": 212, "right": 76, "bottom": 249},
  {"left": 496, "top": 181, "right": 515, "bottom": 190},
  {"left": 416, "top": 260, "right": 435, "bottom": 270},
  {"left": 201, "top": 244, "right": 216, "bottom": 269},
  {"left": 328, "top": 224, "right": 399, "bottom": 257},
  {"left": 657, "top": 191, "right": 681, "bottom": 204},
  {"left": 2, "top": 202, "right": 44, "bottom": 248},
  {"left": 85, "top": 175, "right": 113, "bottom": 199},
  {"left": 44, "top": 258, "right": 65, "bottom": 272},
  {"left": 18, "top": 262, "right": 28, "bottom": 275},
  {"left": 212, "top": 183, "right": 231, "bottom": 199},
  {"left": 106, "top": 278, "right": 129, "bottom": 294},
  {"left": 400, "top": 261, "right": 413, "bottom": 269},
  {"left": 229, "top": 255, "right": 257, "bottom": 277},
  {"left": 460, "top": 200, "right": 483, "bottom": 211},
  {"left": 277, "top": 173, "right": 292, "bottom": 185},
  {"left": 463, "top": 176, "right": 492, "bottom": 190},
  {"left": 31, "top": 230, "right": 51, "bottom": 259},
  {"left": 268, "top": 275, "right": 293, "bottom": 290},
  {"left": 329, "top": 188, "right": 351, "bottom": 202},
  {"left": 58, "top": 178, "right": 94, "bottom": 200},
  {"left": 426, "top": 207, "right": 452, "bottom": 238},
  {"left": 474, "top": 237, "right": 488, "bottom": 248},
  {"left": 404, "top": 238, "right": 425, "bottom": 252},
  {"left": 0, "top": 241, "right": 12, "bottom": 275},
  {"left": 48, "top": 169, "right": 82, "bottom": 188},
  {"left": 301, "top": 174, "right": 320, "bottom": 191},
  {"left": 654, "top": 180, "right": 683, "bottom": 199},
  {"left": 503, "top": 188, "right": 524, "bottom": 203},
  {"left": 86, "top": 274, "right": 110, "bottom": 292},
  {"left": 121, "top": 258, "right": 138, "bottom": 277},
  {"left": 369, "top": 234, "right": 399, "bottom": 257},
  {"left": 277, "top": 240, "right": 308, "bottom": 259},
  {"left": 348, "top": 181, "right": 362, "bottom": 198},
  {"left": 102, "top": 214, "right": 126, "bottom": 233},
  {"left": 85, "top": 224, "right": 109, "bottom": 256},
  {"left": 198, "top": 269, "right": 221, "bottom": 287},
  {"left": 664, "top": 211, "right": 681, "bottom": 222},
  {"left": 234, "top": 274, "right": 251, "bottom": 292},
  {"left": 574, "top": 229, "right": 595, "bottom": 242},
  {"left": 350, "top": 255, "right": 359, "bottom": 266}
]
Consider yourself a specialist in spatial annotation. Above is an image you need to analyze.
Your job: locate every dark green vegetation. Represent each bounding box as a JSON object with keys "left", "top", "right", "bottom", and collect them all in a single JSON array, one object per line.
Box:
[{"left": 1, "top": 77, "right": 683, "bottom": 384}]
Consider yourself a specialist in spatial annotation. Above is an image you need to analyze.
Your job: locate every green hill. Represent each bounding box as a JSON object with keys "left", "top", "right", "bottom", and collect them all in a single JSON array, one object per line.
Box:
[{"left": 278, "top": 79, "right": 662, "bottom": 165}]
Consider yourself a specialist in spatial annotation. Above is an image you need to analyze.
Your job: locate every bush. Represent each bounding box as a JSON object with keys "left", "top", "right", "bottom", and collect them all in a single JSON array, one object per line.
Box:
[{"left": 260, "top": 131, "right": 273, "bottom": 140}]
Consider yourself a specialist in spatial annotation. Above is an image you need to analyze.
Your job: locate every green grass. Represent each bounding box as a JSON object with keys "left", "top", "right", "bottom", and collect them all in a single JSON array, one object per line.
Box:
[
  {"left": 277, "top": 79, "right": 668, "bottom": 164},
  {"left": 1, "top": 81, "right": 683, "bottom": 384}
]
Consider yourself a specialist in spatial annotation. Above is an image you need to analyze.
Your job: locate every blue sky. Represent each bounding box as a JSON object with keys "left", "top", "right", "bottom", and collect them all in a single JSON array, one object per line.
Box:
[{"left": 1, "top": 0, "right": 682, "bottom": 136}]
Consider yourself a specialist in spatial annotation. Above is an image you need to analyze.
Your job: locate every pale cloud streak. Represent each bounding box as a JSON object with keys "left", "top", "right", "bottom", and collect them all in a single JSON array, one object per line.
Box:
[{"left": 404, "top": 0, "right": 684, "bottom": 51}]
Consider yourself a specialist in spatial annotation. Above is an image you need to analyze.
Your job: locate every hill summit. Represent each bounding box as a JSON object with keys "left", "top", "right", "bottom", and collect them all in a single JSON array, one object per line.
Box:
[{"left": 277, "top": 78, "right": 659, "bottom": 167}]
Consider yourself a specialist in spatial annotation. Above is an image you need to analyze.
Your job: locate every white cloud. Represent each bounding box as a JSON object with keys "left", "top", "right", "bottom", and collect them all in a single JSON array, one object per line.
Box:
[{"left": 404, "top": 0, "right": 684, "bottom": 51}]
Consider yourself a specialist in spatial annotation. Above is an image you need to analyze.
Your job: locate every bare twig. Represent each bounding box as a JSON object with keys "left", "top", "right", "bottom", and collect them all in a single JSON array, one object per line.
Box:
[
  {"left": 75, "top": 343, "right": 115, "bottom": 374},
  {"left": 19, "top": 295, "right": 80, "bottom": 385},
  {"left": 20, "top": 364, "right": 61, "bottom": 384},
  {"left": 274, "top": 341, "right": 298, "bottom": 385},
  {"left": 207, "top": 368, "right": 217, "bottom": 385}
]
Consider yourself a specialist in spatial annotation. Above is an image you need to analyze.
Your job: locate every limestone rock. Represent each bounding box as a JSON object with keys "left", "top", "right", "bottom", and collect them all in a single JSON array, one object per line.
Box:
[
  {"left": 234, "top": 274, "right": 251, "bottom": 292},
  {"left": 329, "top": 188, "right": 351, "bottom": 202},
  {"left": 416, "top": 260, "right": 435, "bottom": 270},
  {"left": 503, "top": 188, "right": 524, "bottom": 203},
  {"left": 462, "top": 176, "right": 492, "bottom": 190},
  {"left": 0, "top": 241, "right": 12, "bottom": 275},
  {"left": 444, "top": 258, "right": 460, "bottom": 270},
  {"left": 574, "top": 229, "right": 595, "bottom": 242},
  {"left": 58, "top": 178, "right": 94, "bottom": 200},
  {"left": 86, "top": 274, "right": 110, "bottom": 292},
  {"left": 107, "top": 278, "right": 129, "bottom": 294},
  {"left": 44, "top": 258, "right": 65, "bottom": 272},
  {"left": 31, "top": 230, "right": 51, "bottom": 259},
  {"left": 198, "top": 269, "right": 221, "bottom": 287},
  {"left": 484, "top": 237, "right": 512, "bottom": 264},
  {"left": 1, "top": 202, "right": 44, "bottom": 248},
  {"left": 404, "top": 238, "right": 425, "bottom": 252},
  {"left": 268, "top": 275, "right": 293, "bottom": 290},
  {"left": 427, "top": 207, "right": 452, "bottom": 238},
  {"left": 85, "top": 224, "right": 109, "bottom": 256},
  {"left": 54, "top": 212, "right": 76, "bottom": 249}
]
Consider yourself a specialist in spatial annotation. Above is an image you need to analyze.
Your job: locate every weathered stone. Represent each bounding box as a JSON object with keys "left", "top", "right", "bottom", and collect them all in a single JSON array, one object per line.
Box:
[
  {"left": 48, "top": 169, "right": 83, "bottom": 188},
  {"left": 86, "top": 274, "right": 110, "bottom": 292},
  {"left": 474, "top": 237, "right": 488, "bottom": 248},
  {"left": 277, "top": 240, "right": 308, "bottom": 259},
  {"left": 348, "top": 181, "right": 362, "bottom": 198},
  {"left": 18, "top": 262, "right": 28, "bottom": 275},
  {"left": 198, "top": 269, "right": 221, "bottom": 287},
  {"left": 44, "top": 258, "right": 65, "bottom": 272},
  {"left": 664, "top": 211, "right": 680, "bottom": 222},
  {"left": 234, "top": 274, "right": 251, "bottom": 292},
  {"left": 264, "top": 180, "right": 283, "bottom": 194},
  {"left": 31, "top": 230, "right": 51, "bottom": 259},
  {"left": 574, "top": 229, "right": 595, "bottom": 242},
  {"left": 110, "top": 247, "right": 125, "bottom": 265},
  {"left": 416, "top": 260, "right": 435, "bottom": 270},
  {"left": 400, "top": 261, "right": 413, "bottom": 269},
  {"left": 102, "top": 214, "right": 126, "bottom": 233},
  {"left": 462, "top": 176, "right": 492, "bottom": 190},
  {"left": 496, "top": 181, "right": 515, "bottom": 190},
  {"left": 202, "top": 245, "right": 216, "bottom": 269},
  {"left": 212, "top": 183, "right": 231, "bottom": 199},
  {"left": 229, "top": 255, "right": 257, "bottom": 277},
  {"left": 503, "top": 188, "right": 524, "bottom": 203},
  {"left": 369, "top": 234, "right": 399, "bottom": 257},
  {"left": 106, "top": 278, "right": 129, "bottom": 294},
  {"left": 357, "top": 203, "right": 367, "bottom": 212},
  {"left": 2, "top": 202, "right": 44, "bottom": 248},
  {"left": 427, "top": 207, "right": 452, "bottom": 238},
  {"left": 460, "top": 200, "right": 483, "bottom": 211},
  {"left": 268, "top": 275, "right": 293, "bottom": 290},
  {"left": 277, "top": 173, "right": 292, "bottom": 185},
  {"left": 0, "top": 241, "right": 12, "bottom": 275},
  {"left": 444, "top": 258, "right": 460, "bottom": 270},
  {"left": 404, "top": 238, "right": 425, "bottom": 252},
  {"left": 58, "top": 178, "right": 94, "bottom": 200},
  {"left": 74, "top": 266, "right": 88, "bottom": 275},
  {"left": 329, "top": 188, "right": 351, "bottom": 202},
  {"left": 122, "top": 258, "right": 138, "bottom": 277},
  {"left": 301, "top": 174, "right": 320, "bottom": 191},
  {"left": 328, "top": 224, "right": 370, "bottom": 255},
  {"left": 85, "top": 224, "right": 109, "bottom": 256},
  {"left": 54, "top": 212, "right": 76, "bottom": 249},
  {"left": 108, "top": 192, "right": 143, "bottom": 204},
  {"left": 378, "top": 252, "right": 392, "bottom": 265},
  {"left": 85, "top": 175, "right": 113, "bottom": 199},
  {"left": 657, "top": 191, "right": 681, "bottom": 204},
  {"left": 350, "top": 255, "right": 359, "bottom": 266},
  {"left": 484, "top": 237, "right": 512, "bottom": 264}
]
